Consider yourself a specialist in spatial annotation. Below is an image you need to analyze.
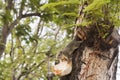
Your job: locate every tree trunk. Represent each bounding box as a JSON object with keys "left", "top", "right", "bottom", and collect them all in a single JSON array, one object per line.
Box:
[
  {"left": 61, "top": 46, "right": 119, "bottom": 80},
  {"left": 0, "top": 25, "right": 9, "bottom": 57},
  {"left": 60, "top": 2, "right": 120, "bottom": 80},
  {"left": 60, "top": 26, "right": 120, "bottom": 80}
]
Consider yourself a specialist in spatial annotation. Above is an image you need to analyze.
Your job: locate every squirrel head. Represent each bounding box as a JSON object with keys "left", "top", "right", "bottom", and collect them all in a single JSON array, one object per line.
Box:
[{"left": 56, "top": 51, "right": 71, "bottom": 61}]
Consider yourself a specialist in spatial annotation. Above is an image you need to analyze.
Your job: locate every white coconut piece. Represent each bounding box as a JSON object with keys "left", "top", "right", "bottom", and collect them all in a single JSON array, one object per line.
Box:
[{"left": 52, "top": 60, "right": 72, "bottom": 76}]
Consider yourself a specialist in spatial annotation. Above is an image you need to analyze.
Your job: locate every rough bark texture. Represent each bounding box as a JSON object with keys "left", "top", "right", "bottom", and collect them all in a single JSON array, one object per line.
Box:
[
  {"left": 60, "top": 26, "right": 119, "bottom": 80},
  {"left": 60, "top": 1, "right": 120, "bottom": 80}
]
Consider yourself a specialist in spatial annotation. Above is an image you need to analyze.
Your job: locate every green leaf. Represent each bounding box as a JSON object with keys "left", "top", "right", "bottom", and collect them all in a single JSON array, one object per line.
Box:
[
  {"left": 84, "top": 0, "right": 110, "bottom": 11},
  {"left": 40, "top": 0, "right": 79, "bottom": 10},
  {"left": 15, "top": 24, "right": 31, "bottom": 37},
  {"left": 62, "top": 13, "right": 77, "bottom": 17}
]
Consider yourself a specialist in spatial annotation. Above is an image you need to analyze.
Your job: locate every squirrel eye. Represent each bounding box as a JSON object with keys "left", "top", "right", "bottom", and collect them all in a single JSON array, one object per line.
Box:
[{"left": 55, "top": 60, "right": 60, "bottom": 65}]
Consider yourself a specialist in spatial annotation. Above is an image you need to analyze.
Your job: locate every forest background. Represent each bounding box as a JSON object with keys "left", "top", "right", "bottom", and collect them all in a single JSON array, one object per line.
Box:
[{"left": 0, "top": 0, "right": 120, "bottom": 80}]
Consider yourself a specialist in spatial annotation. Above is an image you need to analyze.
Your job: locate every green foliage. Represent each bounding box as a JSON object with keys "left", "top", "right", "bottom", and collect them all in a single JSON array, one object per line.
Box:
[
  {"left": 0, "top": 10, "right": 12, "bottom": 24},
  {"left": 84, "top": 0, "right": 120, "bottom": 26},
  {"left": 15, "top": 24, "right": 31, "bottom": 37},
  {"left": 40, "top": 0, "right": 79, "bottom": 10},
  {"left": 84, "top": 0, "right": 110, "bottom": 11},
  {"left": 0, "top": 0, "right": 4, "bottom": 9},
  {"left": 0, "top": 0, "right": 120, "bottom": 80},
  {"left": 29, "top": 0, "right": 40, "bottom": 11},
  {"left": 39, "top": 0, "right": 79, "bottom": 29}
]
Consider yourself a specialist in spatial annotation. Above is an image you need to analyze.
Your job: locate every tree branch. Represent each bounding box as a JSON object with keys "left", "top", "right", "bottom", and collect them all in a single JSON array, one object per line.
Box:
[
  {"left": 19, "top": 0, "right": 25, "bottom": 17},
  {"left": 21, "top": 13, "right": 41, "bottom": 18},
  {"left": 6, "top": 0, "right": 13, "bottom": 10},
  {"left": 17, "top": 59, "right": 46, "bottom": 80}
]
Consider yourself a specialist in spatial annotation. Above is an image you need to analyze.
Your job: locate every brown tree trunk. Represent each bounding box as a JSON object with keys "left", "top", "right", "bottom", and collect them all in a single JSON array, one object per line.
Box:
[
  {"left": 60, "top": 2, "right": 120, "bottom": 80},
  {"left": 60, "top": 27, "right": 119, "bottom": 80}
]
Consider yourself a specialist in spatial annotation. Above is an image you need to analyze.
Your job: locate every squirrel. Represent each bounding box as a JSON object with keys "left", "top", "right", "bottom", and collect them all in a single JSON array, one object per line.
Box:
[
  {"left": 52, "top": 40, "right": 83, "bottom": 76},
  {"left": 57, "top": 40, "right": 83, "bottom": 61}
]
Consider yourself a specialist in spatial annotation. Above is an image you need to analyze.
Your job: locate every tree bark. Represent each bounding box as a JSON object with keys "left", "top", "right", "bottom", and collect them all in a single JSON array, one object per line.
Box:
[
  {"left": 60, "top": 2, "right": 120, "bottom": 80},
  {"left": 60, "top": 27, "right": 119, "bottom": 80}
]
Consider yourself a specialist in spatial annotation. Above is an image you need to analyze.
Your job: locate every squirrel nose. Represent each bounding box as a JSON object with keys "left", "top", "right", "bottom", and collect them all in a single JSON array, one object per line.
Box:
[{"left": 55, "top": 60, "right": 60, "bottom": 65}]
